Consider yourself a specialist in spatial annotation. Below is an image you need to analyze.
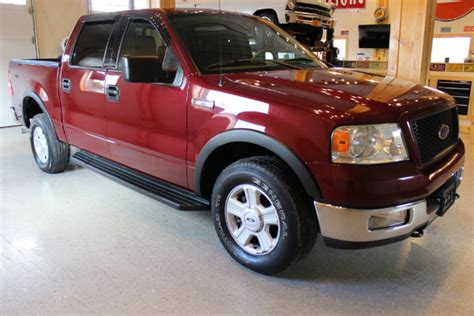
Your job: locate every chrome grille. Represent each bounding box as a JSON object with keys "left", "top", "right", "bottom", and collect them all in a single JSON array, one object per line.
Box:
[{"left": 294, "top": 2, "right": 332, "bottom": 17}]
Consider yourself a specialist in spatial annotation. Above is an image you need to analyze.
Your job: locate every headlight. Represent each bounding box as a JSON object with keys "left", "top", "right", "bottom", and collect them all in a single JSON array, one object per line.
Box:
[
  {"left": 287, "top": 0, "right": 296, "bottom": 10},
  {"left": 331, "top": 123, "right": 409, "bottom": 164}
]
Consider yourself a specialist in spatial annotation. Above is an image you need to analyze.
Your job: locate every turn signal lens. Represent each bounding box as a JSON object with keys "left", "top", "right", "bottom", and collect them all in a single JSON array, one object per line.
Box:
[
  {"left": 331, "top": 123, "right": 409, "bottom": 164},
  {"left": 331, "top": 130, "right": 350, "bottom": 153}
]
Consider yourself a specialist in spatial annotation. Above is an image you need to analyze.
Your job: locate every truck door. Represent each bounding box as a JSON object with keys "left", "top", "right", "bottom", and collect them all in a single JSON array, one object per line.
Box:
[
  {"left": 104, "top": 17, "right": 188, "bottom": 187},
  {"left": 60, "top": 19, "right": 117, "bottom": 158}
]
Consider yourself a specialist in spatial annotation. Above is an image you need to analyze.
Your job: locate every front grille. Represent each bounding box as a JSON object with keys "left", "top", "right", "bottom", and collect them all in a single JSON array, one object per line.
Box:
[
  {"left": 410, "top": 108, "right": 459, "bottom": 165},
  {"left": 294, "top": 2, "right": 332, "bottom": 17}
]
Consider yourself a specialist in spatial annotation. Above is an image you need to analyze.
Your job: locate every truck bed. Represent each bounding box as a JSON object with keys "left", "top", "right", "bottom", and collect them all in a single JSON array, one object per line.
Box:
[
  {"left": 10, "top": 57, "right": 61, "bottom": 67},
  {"left": 9, "top": 57, "right": 62, "bottom": 129}
]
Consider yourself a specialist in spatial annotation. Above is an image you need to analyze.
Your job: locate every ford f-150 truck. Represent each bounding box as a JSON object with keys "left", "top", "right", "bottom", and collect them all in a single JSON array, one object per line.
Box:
[{"left": 9, "top": 9, "right": 464, "bottom": 275}]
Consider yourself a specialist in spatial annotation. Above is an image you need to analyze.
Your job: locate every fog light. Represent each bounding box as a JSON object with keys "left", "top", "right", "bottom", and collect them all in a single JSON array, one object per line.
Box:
[
  {"left": 456, "top": 166, "right": 464, "bottom": 185},
  {"left": 369, "top": 210, "right": 409, "bottom": 230}
]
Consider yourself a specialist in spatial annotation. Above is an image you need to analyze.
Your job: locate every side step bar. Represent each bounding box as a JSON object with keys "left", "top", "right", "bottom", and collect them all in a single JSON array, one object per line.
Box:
[{"left": 71, "top": 151, "right": 209, "bottom": 211}]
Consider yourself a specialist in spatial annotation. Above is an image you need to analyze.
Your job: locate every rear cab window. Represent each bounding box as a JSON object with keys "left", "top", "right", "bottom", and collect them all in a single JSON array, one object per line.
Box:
[{"left": 72, "top": 21, "right": 115, "bottom": 68}]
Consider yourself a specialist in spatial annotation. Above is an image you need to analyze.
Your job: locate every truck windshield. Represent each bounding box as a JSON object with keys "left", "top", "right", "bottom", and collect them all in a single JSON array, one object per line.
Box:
[{"left": 168, "top": 13, "right": 327, "bottom": 74}]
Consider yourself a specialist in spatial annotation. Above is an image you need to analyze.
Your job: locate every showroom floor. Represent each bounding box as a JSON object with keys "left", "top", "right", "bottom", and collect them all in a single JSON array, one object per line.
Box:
[{"left": 1, "top": 126, "right": 473, "bottom": 314}]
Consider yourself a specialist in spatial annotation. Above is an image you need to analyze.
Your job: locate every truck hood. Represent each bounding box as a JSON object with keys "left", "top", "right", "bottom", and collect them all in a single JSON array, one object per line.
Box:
[{"left": 213, "top": 68, "right": 453, "bottom": 124}]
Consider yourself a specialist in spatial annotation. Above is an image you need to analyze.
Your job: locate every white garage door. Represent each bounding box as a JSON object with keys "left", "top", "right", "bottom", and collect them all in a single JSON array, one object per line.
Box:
[{"left": 0, "top": 1, "right": 36, "bottom": 127}]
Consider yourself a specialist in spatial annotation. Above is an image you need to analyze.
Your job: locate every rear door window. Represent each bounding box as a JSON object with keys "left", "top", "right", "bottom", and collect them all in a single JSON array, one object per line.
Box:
[{"left": 72, "top": 21, "right": 115, "bottom": 68}]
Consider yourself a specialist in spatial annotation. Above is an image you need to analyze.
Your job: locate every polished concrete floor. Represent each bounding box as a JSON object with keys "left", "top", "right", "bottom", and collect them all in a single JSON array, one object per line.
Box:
[{"left": 1, "top": 126, "right": 473, "bottom": 314}]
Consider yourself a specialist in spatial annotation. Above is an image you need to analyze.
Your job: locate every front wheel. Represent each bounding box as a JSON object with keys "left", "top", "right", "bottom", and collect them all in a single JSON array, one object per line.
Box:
[
  {"left": 211, "top": 156, "right": 317, "bottom": 275},
  {"left": 257, "top": 12, "right": 278, "bottom": 25},
  {"left": 30, "top": 113, "right": 70, "bottom": 173}
]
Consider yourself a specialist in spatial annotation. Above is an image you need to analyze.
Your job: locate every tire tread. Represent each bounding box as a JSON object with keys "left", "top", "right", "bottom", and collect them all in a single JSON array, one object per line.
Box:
[
  {"left": 30, "top": 113, "right": 70, "bottom": 173},
  {"left": 212, "top": 155, "right": 318, "bottom": 274}
]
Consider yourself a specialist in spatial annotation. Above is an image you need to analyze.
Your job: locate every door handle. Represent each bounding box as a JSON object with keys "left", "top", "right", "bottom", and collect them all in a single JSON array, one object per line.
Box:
[
  {"left": 62, "top": 78, "right": 71, "bottom": 93},
  {"left": 106, "top": 85, "right": 120, "bottom": 102}
]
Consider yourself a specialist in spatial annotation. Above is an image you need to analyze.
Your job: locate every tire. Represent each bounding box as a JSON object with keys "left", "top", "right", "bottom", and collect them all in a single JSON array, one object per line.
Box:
[
  {"left": 257, "top": 11, "right": 278, "bottom": 25},
  {"left": 211, "top": 156, "right": 317, "bottom": 275},
  {"left": 30, "top": 113, "right": 70, "bottom": 173}
]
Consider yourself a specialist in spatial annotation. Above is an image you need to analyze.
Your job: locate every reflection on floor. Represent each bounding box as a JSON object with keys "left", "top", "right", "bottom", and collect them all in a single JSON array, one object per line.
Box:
[{"left": 1, "top": 127, "right": 473, "bottom": 314}]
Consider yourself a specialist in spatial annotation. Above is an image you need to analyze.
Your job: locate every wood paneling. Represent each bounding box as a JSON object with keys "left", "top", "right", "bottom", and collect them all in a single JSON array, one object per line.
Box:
[
  {"left": 160, "top": 0, "right": 175, "bottom": 9},
  {"left": 387, "top": 0, "right": 436, "bottom": 84}
]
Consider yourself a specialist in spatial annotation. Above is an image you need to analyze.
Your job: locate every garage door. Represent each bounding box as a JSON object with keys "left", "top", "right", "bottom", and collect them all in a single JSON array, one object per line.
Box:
[{"left": 0, "top": 1, "right": 36, "bottom": 127}]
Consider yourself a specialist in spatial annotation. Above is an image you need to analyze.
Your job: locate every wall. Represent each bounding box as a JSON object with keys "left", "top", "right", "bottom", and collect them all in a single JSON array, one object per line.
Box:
[
  {"left": 33, "top": 0, "right": 89, "bottom": 58},
  {"left": 0, "top": 2, "right": 36, "bottom": 127},
  {"left": 332, "top": 0, "right": 378, "bottom": 60},
  {"left": 434, "top": 11, "right": 474, "bottom": 34},
  {"left": 333, "top": 0, "right": 474, "bottom": 61}
]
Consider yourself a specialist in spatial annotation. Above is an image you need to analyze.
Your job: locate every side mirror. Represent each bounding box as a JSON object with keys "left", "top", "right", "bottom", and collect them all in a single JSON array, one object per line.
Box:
[{"left": 122, "top": 56, "right": 173, "bottom": 83}]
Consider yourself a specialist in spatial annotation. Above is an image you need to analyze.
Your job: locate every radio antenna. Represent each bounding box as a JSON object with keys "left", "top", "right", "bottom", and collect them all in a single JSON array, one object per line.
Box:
[{"left": 217, "top": 0, "right": 225, "bottom": 86}]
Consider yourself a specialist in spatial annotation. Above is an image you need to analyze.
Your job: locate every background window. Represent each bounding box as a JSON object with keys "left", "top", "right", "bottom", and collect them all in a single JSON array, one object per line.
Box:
[
  {"left": 90, "top": 0, "right": 129, "bottom": 13},
  {"left": 72, "top": 21, "right": 115, "bottom": 67},
  {"left": 133, "top": 0, "right": 150, "bottom": 9},
  {"left": 333, "top": 38, "right": 347, "bottom": 60},
  {"left": 431, "top": 37, "right": 471, "bottom": 63},
  {"left": 0, "top": 0, "right": 26, "bottom": 4},
  {"left": 89, "top": 0, "right": 150, "bottom": 13}
]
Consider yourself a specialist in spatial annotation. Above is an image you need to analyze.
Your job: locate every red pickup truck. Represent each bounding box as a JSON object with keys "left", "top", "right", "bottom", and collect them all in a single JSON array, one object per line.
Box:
[{"left": 9, "top": 9, "right": 465, "bottom": 274}]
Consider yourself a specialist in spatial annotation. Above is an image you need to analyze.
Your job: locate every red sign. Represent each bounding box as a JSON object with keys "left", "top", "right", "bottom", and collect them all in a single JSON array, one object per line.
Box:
[
  {"left": 465, "top": 26, "right": 474, "bottom": 32},
  {"left": 328, "top": 0, "right": 366, "bottom": 9},
  {"left": 436, "top": 0, "right": 474, "bottom": 21}
]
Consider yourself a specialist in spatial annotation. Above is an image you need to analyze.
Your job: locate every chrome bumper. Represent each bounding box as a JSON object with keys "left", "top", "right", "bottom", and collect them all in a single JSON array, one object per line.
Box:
[
  {"left": 286, "top": 11, "right": 336, "bottom": 28},
  {"left": 314, "top": 200, "right": 437, "bottom": 243}
]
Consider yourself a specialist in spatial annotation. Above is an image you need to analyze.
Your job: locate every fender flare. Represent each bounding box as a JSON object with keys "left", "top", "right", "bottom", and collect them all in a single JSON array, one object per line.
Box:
[
  {"left": 194, "top": 130, "right": 322, "bottom": 199},
  {"left": 22, "top": 90, "right": 53, "bottom": 127}
]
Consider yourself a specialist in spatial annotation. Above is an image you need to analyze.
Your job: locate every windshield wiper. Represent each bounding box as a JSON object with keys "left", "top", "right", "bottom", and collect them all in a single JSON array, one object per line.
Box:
[
  {"left": 206, "top": 59, "right": 268, "bottom": 69},
  {"left": 283, "top": 57, "right": 316, "bottom": 64},
  {"left": 207, "top": 58, "right": 305, "bottom": 70}
]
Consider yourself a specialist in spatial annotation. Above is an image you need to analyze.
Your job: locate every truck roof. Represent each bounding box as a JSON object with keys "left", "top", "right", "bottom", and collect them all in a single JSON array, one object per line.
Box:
[{"left": 81, "top": 8, "right": 251, "bottom": 22}]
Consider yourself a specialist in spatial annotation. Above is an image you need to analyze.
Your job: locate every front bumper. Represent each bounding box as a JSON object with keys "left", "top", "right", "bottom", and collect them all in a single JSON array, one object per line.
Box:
[
  {"left": 286, "top": 11, "right": 336, "bottom": 28},
  {"left": 315, "top": 167, "right": 463, "bottom": 248},
  {"left": 308, "top": 140, "right": 465, "bottom": 209},
  {"left": 315, "top": 200, "right": 434, "bottom": 248}
]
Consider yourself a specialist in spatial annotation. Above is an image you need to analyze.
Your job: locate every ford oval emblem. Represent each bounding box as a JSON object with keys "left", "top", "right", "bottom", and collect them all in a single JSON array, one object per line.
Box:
[
  {"left": 438, "top": 124, "right": 450, "bottom": 140},
  {"left": 246, "top": 218, "right": 256, "bottom": 223}
]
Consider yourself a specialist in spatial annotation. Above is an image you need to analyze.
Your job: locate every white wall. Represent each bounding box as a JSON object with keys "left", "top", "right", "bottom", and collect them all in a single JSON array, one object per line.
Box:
[
  {"left": 333, "top": 1, "right": 474, "bottom": 61},
  {"left": 434, "top": 10, "right": 474, "bottom": 34},
  {"left": 0, "top": 3, "right": 36, "bottom": 127},
  {"left": 332, "top": 0, "right": 379, "bottom": 60}
]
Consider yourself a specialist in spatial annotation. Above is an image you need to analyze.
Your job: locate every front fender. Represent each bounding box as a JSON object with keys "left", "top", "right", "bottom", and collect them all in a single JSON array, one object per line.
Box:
[{"left": 195, "top": 129, "right": 322, "bottom": 199}]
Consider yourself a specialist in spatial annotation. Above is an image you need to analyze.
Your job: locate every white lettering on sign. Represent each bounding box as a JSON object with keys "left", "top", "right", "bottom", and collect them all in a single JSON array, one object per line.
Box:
[{"left": 325, "top": 0, "right": 366, "bottom": 9}]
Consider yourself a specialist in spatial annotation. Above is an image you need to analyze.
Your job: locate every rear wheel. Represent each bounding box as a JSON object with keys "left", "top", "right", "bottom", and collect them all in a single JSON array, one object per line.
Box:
[
  {"left": 211, "top": 156, "right": 317, "bottom": 275},
  {"left": 30, "top": 113, "right": 70, "bottom": 173}
]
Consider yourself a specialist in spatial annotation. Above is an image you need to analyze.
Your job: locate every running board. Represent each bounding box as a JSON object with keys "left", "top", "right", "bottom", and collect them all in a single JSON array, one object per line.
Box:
[{"left": 71, "top": 151, "right": 209, "bottom": 211}]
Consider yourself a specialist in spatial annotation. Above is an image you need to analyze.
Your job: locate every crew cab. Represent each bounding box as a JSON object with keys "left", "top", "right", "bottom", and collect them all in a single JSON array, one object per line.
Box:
[{"left": 9, "top": 9, "right": 464, "bottom": 275}]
